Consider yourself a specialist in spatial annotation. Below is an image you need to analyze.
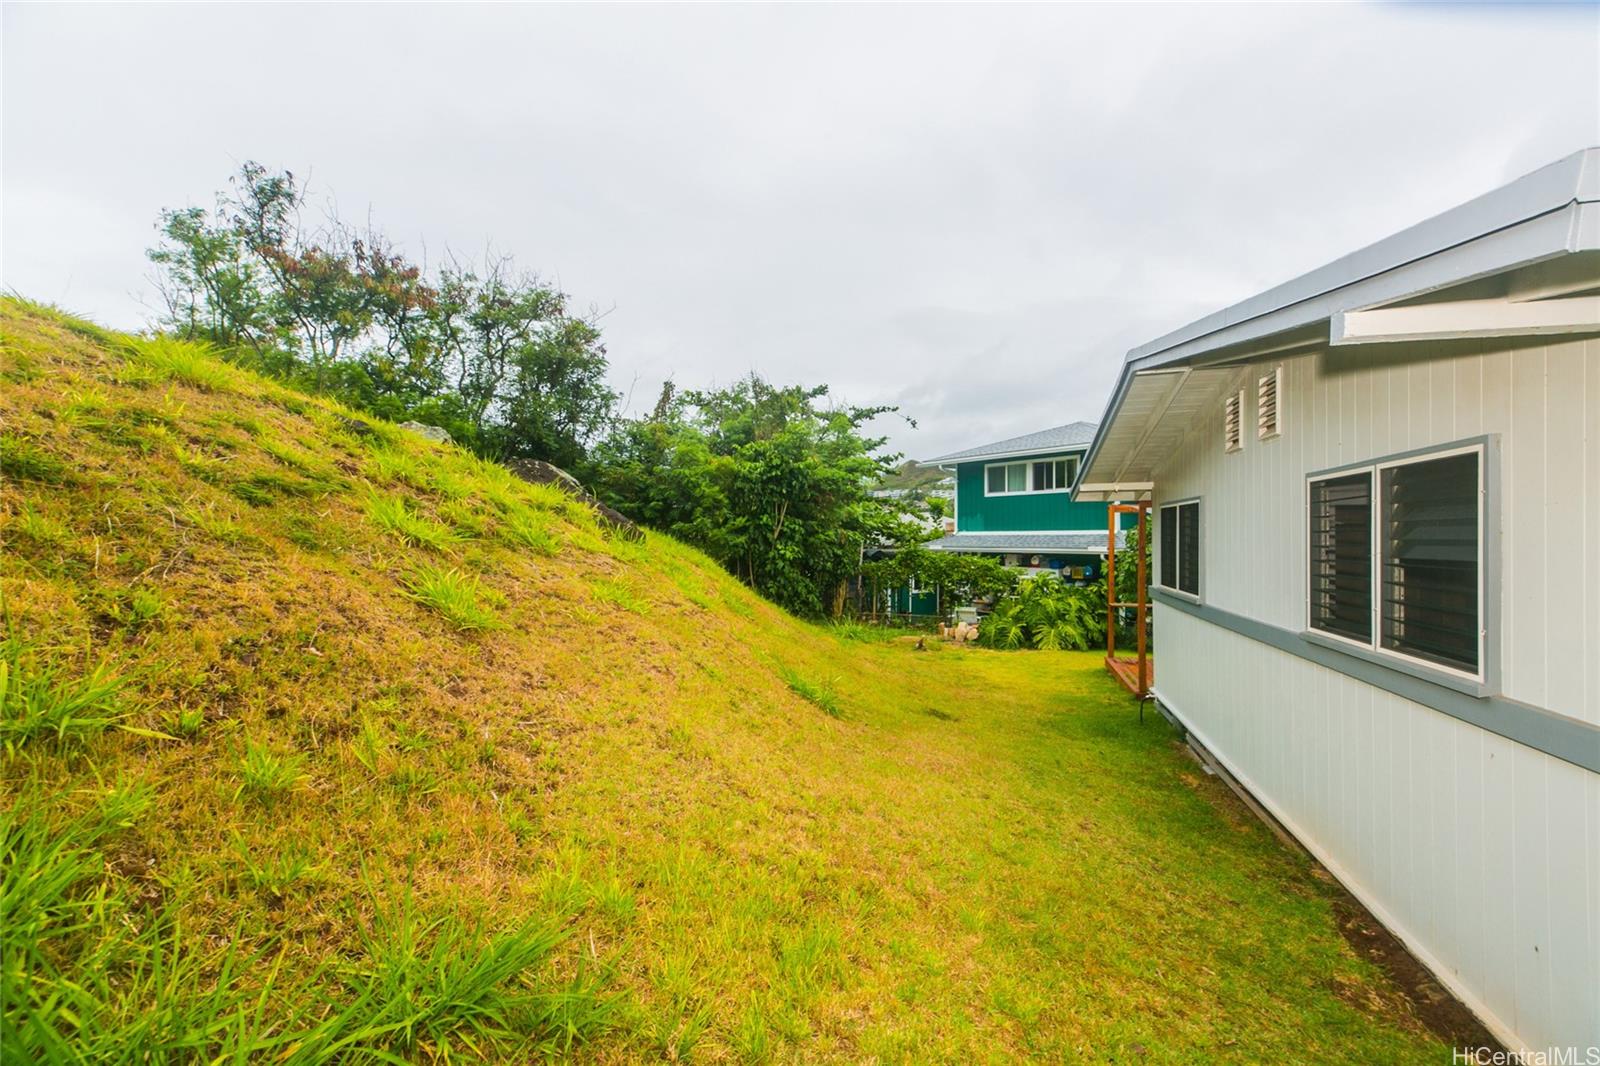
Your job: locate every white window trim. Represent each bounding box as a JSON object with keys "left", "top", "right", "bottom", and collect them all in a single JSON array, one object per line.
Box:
[
  {"left": 1156, "top": 497, "right": 1202, "bottom": 603},
  {"left": 1303, "top": 441, "right": 1487, "bottom": 687},
  {"left": 982, "top": 454, "right": 1082, "bottom": 497}
]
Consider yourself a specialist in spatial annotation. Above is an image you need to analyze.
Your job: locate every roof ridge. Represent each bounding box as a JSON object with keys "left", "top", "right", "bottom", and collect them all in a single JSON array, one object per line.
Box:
[{"left": 924, "top": 420, "right": 1100, "bottom": 464}]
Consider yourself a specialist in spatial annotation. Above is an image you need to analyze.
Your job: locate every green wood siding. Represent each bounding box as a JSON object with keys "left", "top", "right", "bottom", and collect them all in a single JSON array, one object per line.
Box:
[
  {"left": 954, "top": 452, "right": 1117, "bottom": 532},
  {"left": 890, "top": 583, "right": 940, "bottom": 617}
]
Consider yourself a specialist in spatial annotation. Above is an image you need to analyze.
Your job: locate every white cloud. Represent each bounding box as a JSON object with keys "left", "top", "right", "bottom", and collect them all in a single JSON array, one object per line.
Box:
[{"left": 3, "top": 3, "right": 1595, "bottom": 458}]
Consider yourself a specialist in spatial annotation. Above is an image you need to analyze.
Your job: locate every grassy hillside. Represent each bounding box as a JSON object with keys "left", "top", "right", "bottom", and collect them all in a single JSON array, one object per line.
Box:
[{"left": 1, "top": 297, "right": 1449, "bottom": 1063}]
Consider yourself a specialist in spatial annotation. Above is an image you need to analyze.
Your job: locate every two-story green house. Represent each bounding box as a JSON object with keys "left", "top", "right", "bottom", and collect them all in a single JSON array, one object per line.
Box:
[{"left": 925, "top": 421, "right": 1123, "bottom": 583}]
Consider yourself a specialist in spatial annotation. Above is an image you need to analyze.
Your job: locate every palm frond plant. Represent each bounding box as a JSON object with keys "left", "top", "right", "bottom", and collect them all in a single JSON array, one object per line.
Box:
[{"left": 977, "top": 573, "right": 1106, "bottom": 651}]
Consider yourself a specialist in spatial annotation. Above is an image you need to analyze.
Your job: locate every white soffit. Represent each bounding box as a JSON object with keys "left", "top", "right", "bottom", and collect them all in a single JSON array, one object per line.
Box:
[{"left": 1077, "top": 366, "right": 1240, "bottom": 497}]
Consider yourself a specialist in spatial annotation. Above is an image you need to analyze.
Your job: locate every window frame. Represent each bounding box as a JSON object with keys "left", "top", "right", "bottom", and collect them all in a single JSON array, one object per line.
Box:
[
  {"left": 1302, "top": 438, "right": 1497, "bottom": 694},
  {"left": 982, "top": 453, "right": 1081, "bottom": 497},
  {"left": 1307, "top": 469, "right": 1374, "bottom": 645},
  {"left": 1156, "top": 497, "right": 1202, "bottom": 603},
  {"left": 985, "top": 461, "right": 1027, "bottom": 495}
]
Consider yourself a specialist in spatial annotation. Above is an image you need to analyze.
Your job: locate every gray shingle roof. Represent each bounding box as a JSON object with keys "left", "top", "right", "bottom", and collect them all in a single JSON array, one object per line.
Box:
[
  {"left": 925, "top": 421, "right": 1099, "bottom": 464},
  {"left": 925, "top": 531, "right": 1121, "bottom": 554}
]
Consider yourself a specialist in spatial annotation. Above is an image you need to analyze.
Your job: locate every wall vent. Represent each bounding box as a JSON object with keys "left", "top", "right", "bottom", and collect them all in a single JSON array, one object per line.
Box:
[
  {"left": 1257, "top": 366, "right": 1282, "bottom": 440},
  {"left": 1223, "top": 391, "right": 1244, "bottom": 453}
]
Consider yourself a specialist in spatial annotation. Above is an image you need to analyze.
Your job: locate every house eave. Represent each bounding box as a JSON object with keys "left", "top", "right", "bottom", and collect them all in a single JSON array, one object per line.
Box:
[
  {"left": 932, "top": 444, "right": 1090, "bottom": 467},
  {"left": 1073, "top": 147, "right": 1600, "bottom": 501},
  {"left": 1126, "top": 148, "right": 1600, "bottom": 368},
  {"left": 923, "top": 422, "right": 1099, "bottom": 465},
  {"left": 926, "top": 531, "right": 1123, "bottom": 554}
]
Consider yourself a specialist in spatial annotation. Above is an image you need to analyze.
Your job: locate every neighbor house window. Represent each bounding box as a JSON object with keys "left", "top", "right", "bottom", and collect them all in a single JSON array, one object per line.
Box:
[
  {"left": 1307, "top": 444, "right": 1483, "bottom": 678},
  {"left": 1032, "top": 456, "right": 1078, "bottom": 491},
  {"left": 984, "top": 455, "right": 1080, "bottom": 495},
  {"left": 986, "top": 462, "right": 1028, "bottom": 494},
  {"left": 1158, "top": 500, "right": 1200, "bottom": 597}
]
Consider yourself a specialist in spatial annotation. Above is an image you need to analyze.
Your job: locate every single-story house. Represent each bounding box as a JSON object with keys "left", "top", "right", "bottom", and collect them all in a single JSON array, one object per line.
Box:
[{"left": 1073, "top": 147, "right": 1600, "bottom": 1055}]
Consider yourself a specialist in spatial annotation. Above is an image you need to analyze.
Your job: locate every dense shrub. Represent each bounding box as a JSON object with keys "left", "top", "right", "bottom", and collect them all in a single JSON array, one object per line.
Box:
[
  {"left": 857, "top": 546, "right": 1019, "bottom": 614},
  {"left": 589, "top": 378, "right": 918, "bottom": 618},
  {"left": 977, "top": 573, "right": 1106, "bottom": 651}
]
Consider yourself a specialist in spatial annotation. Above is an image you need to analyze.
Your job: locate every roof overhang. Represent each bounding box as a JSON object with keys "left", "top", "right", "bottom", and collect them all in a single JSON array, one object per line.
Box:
[
  {"left": 926, "top": 531, "right": 1121, "bottom": 553},
  {"left": 932, "top": 444, "right": 1088, "bottom": 467},
  {"left": 1072, "top": 366, "right": 1246, "bottom": 500},
  {"left": 923, "top": 422, "right": 1099, "bottom": 465},
  {"left": 1074, "top": 147, "right": 1600, "bottom": 502}
]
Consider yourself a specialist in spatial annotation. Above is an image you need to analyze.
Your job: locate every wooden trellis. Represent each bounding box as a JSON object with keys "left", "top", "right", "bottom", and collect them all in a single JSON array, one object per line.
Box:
[{"left": 1104, "top": 501, "right": 1151, "bottom": 698}]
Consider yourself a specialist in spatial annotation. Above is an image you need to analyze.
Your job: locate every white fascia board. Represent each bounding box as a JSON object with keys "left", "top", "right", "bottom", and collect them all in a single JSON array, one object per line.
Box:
[
  {"left": 1126, "top": 148, "right": 1600, "bottom": 366},
  {"left": 1128, "top": 205, "right": 1586, "bottom": 373},
  {"left": 1074, "top": 482, "right": 1154, "bottom": 501},
  {"left": 1332, "top": 295, "right": 1600, "bottom": 345},
  {"left": 947, "top": 446, "right": 1089, "bottom": 466},
  {"left": 1075, "top": 151, "right": 1600, "bottom": 507},
  {"left": 1575, "top": 198, "right": 1600, "bottom": 252},
  {"left": 1506, "top": 248, "right": 1600, "bottom": 302}
]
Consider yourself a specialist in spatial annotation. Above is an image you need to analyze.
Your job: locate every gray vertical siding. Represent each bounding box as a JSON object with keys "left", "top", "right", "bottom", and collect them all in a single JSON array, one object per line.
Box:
[
  {"left": 1153, "top": 609, "right": 1599, "bottom": 1054},
  {"left": 1150, "top": 334, "right": 1600, "bottom": 1053},
  {"left": 1156, "top": 335, "right": 1600, "bottom": 728}
]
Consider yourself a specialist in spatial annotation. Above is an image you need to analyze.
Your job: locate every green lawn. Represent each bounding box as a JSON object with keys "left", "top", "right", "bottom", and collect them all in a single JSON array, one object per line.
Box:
[
  {"left": 0, "top": 297, "right": 1450, "bottom": 1063},
  {"left": 566, "top": 642, "right": 1449, "bottom": 1063}
]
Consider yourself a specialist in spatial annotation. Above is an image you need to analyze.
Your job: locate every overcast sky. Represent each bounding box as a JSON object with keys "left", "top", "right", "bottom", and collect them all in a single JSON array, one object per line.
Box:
[{"left": 4, "top": 3, "right": 1597, "bottom": 459}]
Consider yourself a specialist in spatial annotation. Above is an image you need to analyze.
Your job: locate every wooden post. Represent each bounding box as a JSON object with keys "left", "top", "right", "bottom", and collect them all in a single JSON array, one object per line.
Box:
[
  {"left": 1136, "top": 502, "right": 1149, "bottom": 697},
  {"left": 1103, "top": 502, "right": 1153, "bottom": 699},
  {"left": 1105, "top": 504, "right": 1118, "bottom": 660}
]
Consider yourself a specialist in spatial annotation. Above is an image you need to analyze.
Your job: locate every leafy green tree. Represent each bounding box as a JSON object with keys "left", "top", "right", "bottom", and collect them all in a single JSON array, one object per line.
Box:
[
  {"left": 147, "top": 162, "right": 616, "bottom": 467},
  {"left": 148, "top": 205, "right": 278, "bottom": 358},
  {"left": 226, "top": 163, "right": 386, "bottom": 388},
  {"left": 489, "top": 314, "right": 617, "bottom": 469},
  {"left": 591, "top": 376, "right": 913, "bottom": 618},
  {"left": 858, "top": 547, "right": 1017, "bottom": 613},
  {"left": 349, "top": 235, "right": 446, "bottom": 412}
]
